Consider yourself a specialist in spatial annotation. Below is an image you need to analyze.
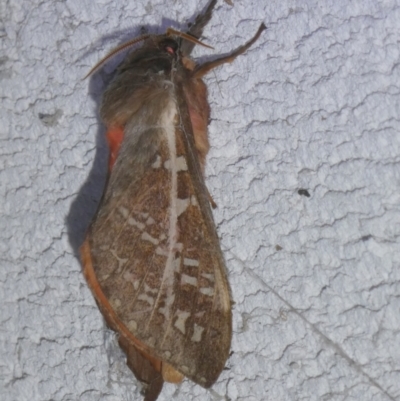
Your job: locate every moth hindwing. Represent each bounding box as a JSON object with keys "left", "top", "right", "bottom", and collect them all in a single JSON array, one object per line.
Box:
[{"left": 81, "top": 1, "right": 265, "bottom": 399}]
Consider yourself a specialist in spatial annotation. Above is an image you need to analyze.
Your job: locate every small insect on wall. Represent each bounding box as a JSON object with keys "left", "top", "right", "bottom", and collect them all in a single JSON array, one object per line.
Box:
[{"left": 81, "top": 0, "right": 265, "bottom": 400}]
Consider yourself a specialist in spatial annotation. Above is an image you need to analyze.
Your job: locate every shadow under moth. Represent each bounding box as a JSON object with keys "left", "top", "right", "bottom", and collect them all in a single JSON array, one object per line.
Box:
[{"left": 81, "top": 1, "right": 265, "bottom": 399}]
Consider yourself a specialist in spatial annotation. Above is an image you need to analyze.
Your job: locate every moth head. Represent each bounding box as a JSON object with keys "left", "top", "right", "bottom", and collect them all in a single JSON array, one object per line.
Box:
[
  {"left": 84, "top": 29, "right": 213, "bottom": 79},
  {"left": 156, "top": 37, "right": 180, "bottom": 59}
]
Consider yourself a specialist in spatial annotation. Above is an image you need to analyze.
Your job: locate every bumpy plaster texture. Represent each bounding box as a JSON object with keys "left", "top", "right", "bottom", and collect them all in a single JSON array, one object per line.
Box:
[{"left": 1, "top": 1, "right": 400, "bottom": 400}]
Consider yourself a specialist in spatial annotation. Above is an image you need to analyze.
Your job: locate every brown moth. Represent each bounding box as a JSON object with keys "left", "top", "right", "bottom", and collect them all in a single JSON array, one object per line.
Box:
[{"left": 81, "top": 1, "right": 265, "bottom": 400}]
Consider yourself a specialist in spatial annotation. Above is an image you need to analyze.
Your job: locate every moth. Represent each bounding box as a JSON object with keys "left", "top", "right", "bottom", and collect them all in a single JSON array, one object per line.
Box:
[{"left": 81, "top": 1, "right": 265, "bottom": 400}]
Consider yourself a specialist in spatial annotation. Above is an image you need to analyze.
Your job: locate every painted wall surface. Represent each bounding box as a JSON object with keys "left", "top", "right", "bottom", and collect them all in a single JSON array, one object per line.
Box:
[{"left": 1, "top": 1, "right": 399, "bottom": 400}]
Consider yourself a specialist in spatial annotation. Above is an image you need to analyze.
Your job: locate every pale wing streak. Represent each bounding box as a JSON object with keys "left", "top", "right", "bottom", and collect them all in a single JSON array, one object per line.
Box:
[{"left": 146, "top": 97, "right": 179, "bottom": 329}]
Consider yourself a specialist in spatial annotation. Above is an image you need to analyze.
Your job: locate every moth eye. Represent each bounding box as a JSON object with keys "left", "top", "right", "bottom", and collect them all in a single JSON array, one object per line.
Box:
[
  {"left": 165, "top": 46, "right": 175, "bottom": 55},
  {"left": 160, "top": 38, "right": 179, "bottom": 56}
]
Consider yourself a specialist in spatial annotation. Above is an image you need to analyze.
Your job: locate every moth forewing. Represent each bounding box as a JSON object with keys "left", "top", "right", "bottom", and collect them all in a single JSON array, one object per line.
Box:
[{"left": 82, "top": 1, "right": 265, "bottom": 399}]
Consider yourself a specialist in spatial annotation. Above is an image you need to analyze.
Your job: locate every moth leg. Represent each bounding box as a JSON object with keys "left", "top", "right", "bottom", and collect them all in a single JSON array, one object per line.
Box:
[
  {"left": 181, "top": 0, "right": 217, "bottom": 56},
  {"left": 193, "top": 23, "right": 266, "bottom": 78},
  {"left": 118, "top": 335, "right": 164, "bottom": 401},
  {"left": 207, "top": 188, "right": 217, "bottom": 209}
]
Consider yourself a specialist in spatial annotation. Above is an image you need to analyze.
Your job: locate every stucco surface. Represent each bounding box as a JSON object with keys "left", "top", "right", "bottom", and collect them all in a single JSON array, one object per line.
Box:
[{"left": 1, "top": 1, "right": 400, "bottom": 400}]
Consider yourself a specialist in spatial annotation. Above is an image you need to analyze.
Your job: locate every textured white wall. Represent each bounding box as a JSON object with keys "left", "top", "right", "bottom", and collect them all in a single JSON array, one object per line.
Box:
[{"left": 1, "top": 0, "right": 400, "bottom": 400}]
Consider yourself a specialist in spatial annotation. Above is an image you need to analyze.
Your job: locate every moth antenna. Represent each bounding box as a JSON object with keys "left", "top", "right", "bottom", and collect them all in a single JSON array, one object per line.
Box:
[
  {"left": 83, "top": 34, "right": 150, "bottom": 79},
  {"left": 166, "top": 27, "right": 214, "bottom": 49},
  {"left": 181, "top": 0, "right": 217, "bottom": 56}
]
